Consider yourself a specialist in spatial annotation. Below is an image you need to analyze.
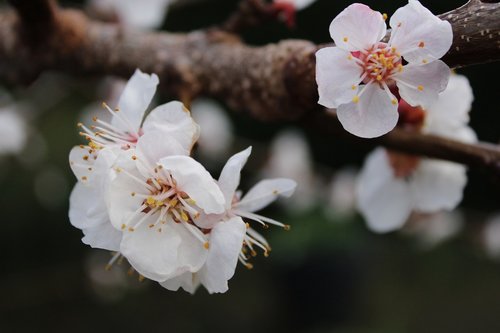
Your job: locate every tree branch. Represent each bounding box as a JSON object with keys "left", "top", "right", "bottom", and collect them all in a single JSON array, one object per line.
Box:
[{"left": 1, "top": 0, "right": 499, "bottom": 171}]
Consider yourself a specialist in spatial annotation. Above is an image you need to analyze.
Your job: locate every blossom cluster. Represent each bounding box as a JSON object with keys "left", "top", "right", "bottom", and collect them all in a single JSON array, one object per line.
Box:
[{"left": 68, "top": 70, "right": 296, "bottom": 294}]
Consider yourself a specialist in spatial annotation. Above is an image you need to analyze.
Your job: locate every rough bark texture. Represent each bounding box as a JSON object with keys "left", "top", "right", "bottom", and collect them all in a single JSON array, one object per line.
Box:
[{"left": 1, "top": 0, "right": 500, "bottom": 171}]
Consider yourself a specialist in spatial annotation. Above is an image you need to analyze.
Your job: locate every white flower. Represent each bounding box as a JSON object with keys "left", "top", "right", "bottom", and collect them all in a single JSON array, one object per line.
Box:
[
  {"left": 483, "top": 214, "right": 500, "bottom": 260},
  {"left": 0, "top": 108, "right": 28, "bottom": 155},
  {"left": 316, "top": 0, "right": 452, "bottom": 138},
  {"left": 263, "top": 129, "right": 316, "bottom": 212},
  {"left": 89, "top": 0, "right": 172, "bottom": 29},
  {"left": 69, "top": 70, "right": 199, "bottom": 253},
  {"left": 191, "top": 98, "right": 233, "bottom": 161},
  {"left": 161, "top": 147, "right": 297, "bottom": 294},
  {"left": 106, "top": 131, "right": 225, "bottom": 282},
  {"left": 357, "top": 73, "right": 475, "bottom": 233}
]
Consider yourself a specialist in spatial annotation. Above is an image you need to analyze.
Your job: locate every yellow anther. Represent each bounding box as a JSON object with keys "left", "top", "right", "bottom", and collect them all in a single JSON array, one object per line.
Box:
[
  {"left": 343, "top": 37, "right": 348, "bottom": 42},
  {"left": 418, "top": 41, "right": 425, "bottom": 48},
  {"left": 146, "top": 196, "right": 156, "bottom": 206},
  {"left": 250, "top": 250, "right": 257, "bottom": 257},
  {"left": 187, "top": 198, "right": 196, "bottom": 205},
  {"left": 148, "top": 224, "right": 154, "bottom": 228},
  {"left": 382, "top": 13, "right": 388, "bottom": 21},
  {"left": 347, "top": 55, "right": 353, "bottom": 60},
  {"left": 92, "top": 116, "right": 98, "bottom": 122},
  {"left": 418, "top": 85, "right": 424, "bottom": 91},
  {"left": 169, "top": 198, "right": 178, "bottom": 207},
  {"left": 121, "top": 224, "right": 126, "bottom": 230},
  {"left": 204, "top": 242, "right": 210, "bottom": 250},
  {"left": 245, "top": 263, "right": 254, "bottom": 270},
  {"left": 128, "top": 227, "right": 135, "bottom": 232},
  {"left": 376, "top": 75, "right": 382, "bottom": 81},
  {"left": 180, "top": 210, "right": 189, "bottom": 221},
  {"left": 105, "top": 264, "right": 112, "bottom": 271},
  {"left": 83, "top": 155, "right": 89, "bottom": 161},
  {"left": 131, "top": 192, "right": 136, "bottom": 197},
  {"left": 422, "top": 59, "right": 428, "bottom": 64},
  {"left": 352, "top": 95, "right": 360, "bottom": 103},
  {"left": 391, "top": 99, "right": 398, "bottom": 105},
  {"left": 77, "top": 122, "right": 83, "bottom": 127},
  {"left": 264, "top": 251, "right": 269, "bottom": 258},
  {"left": 245, "top": 223, "right": 250, "bottom": 229},
  {"left": 131, "top": 155, "right": 137, "bottom": 160},
  {"left": 397, "top": 64, "right": 404, "bottom": 72},
  {"left": 391, "top": 47, "right": 397, "bottom": 53},
  {"left": 138, "top": 275, "right": 145, "bottom": 282},
  {"left": 284, "top": 225, "right": 291, "bottom": 231},
  {"left": 115, "top": 167, "right": 122, "bottom": 173},
  {"left": 81, "top": 176, "right": 88, "bottom": 181},
  {"left": 351, "top": 85, "right": 357, "bottom": 90}
]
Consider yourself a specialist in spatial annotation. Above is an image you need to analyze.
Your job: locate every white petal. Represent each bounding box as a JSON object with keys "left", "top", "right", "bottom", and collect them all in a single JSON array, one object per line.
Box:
[
  {"left": 357, "top": 148, "right": 412, "bottom": 233},
  {"left": 113, "top": 69, "right": 159, "bottom": 133},
  {"left": 236, "top": 178, "right": 297, "bottom": 213},
  {"left": 160, "top": 272, "right": 200, "bottom": 294},
  {"left": 395, "top": 61, "right": 450, "bottom": 109},
  {"left": 329, "top": 3, "right": 386, "bottom": 51},
  {"left": 69, "top": 182, "right": 108, "bottom": 230},
  {"left": 159, "top": 156, "right": 225, "bottom": 214},
  {"left": 82, "top": 223, "right": 122, "bottom": 252},
  {"left": 135, "top": 130, "right": 188, "bottom": 176},
  {"left": 170, "top": 221, "right": 208, "bottom": 274},
  {"left": 198, "top": 216, "right": 246, "bottom": 294},
  {"left": 424, "top": 74, "right": 474, "bottom": 130},
  {"left": 336, "top": 83, "right": 398, "bottom": 138},
  {"left": 316, "top": 47, "right": 363, "bottom": 108},
  {"left": 120, "top": 217, "right": 182, "bottom": 282},
  {"left": 142, "top": 101, "right": 200, "bottom": 153},
  {"left": 0, "top": 109, "right": 27, "bottom": 155},
  {"left": 410, "top": 159, "right": 467, "bottom": 212},
  {"left": 218, "top": 147, "right": 252, "bottom": 209},
  {"left": 107, "top": 162, "right": 149, "bottom": 230},
  {"left": 389, "top": 0, "right": 452, "bottom": 64}
]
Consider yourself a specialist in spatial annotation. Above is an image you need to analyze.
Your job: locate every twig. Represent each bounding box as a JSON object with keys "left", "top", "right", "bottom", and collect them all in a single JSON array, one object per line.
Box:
[{"left": 1, "top": 0, "right": 499, "bottom": 171}]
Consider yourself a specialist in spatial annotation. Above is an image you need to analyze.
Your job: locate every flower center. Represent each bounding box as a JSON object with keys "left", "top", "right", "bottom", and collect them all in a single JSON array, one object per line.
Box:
[
  {"left": 77, "top": 102, "right": 141, "bottom": 151},
  {"left": 357, "top": 43, "right": 402, "bottom": 85},
  {"left": 117, "top": 163, "right": 209, "bottom": 248}
]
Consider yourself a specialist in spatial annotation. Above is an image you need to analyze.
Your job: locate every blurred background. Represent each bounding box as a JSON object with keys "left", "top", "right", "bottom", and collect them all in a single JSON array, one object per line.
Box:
[{"left": 0, "top": 0, "right": 499, "bottom": 332}]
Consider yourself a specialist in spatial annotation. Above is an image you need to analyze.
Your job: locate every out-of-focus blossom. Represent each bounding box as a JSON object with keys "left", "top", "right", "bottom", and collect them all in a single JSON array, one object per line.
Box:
[
  {"left": 483, "top": 214, "right": 500, "bottom": 259},
  {"left": 89, "top": 0, "right": 172, "bottom": 29},
  {"left": 404, "top": 211, "right": 464, "bottom": 248},
  {"left": 316, "top": 1, "right": 452, "bottom": 138},
  {"left": 161, "top": 147, "right": 296, "bottom": 294},
  {"left": 275, "top": 0, "right": 316, "bottom": 11},
  {"left": 191, "top": 98, "right": 233, "bottom": 161},
  {"left": 326, "top": 168, "right": 358, "bottom": 219},
  {"left": 357, "top": 73, "right": 475, "bottom": 233},
  {"left": 263, "top": 129, "right": 316, "bottom": 212},
  {"left": 0, "top": 108, "right": 28, "bottom": 156}
]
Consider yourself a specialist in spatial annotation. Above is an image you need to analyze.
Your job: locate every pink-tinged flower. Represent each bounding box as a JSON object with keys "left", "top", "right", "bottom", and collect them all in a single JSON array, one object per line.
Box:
[
  {"left": 161, "top": 147, "right": 297, "bottom": 294},
  {"left": 106, "top": 132, "right": 225, "bottom": 282},
  {"left": 357, "top": 73, "right": 475, "bottom": 233},
  {"left": 273, "top": 0, "right": 317, "bottom": 27},
  {"left": 69, "top": 70, "right": 199, "bottom": 253},
  {"left": 316, "top": 0, "right": 452, "bottom": 138}
]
